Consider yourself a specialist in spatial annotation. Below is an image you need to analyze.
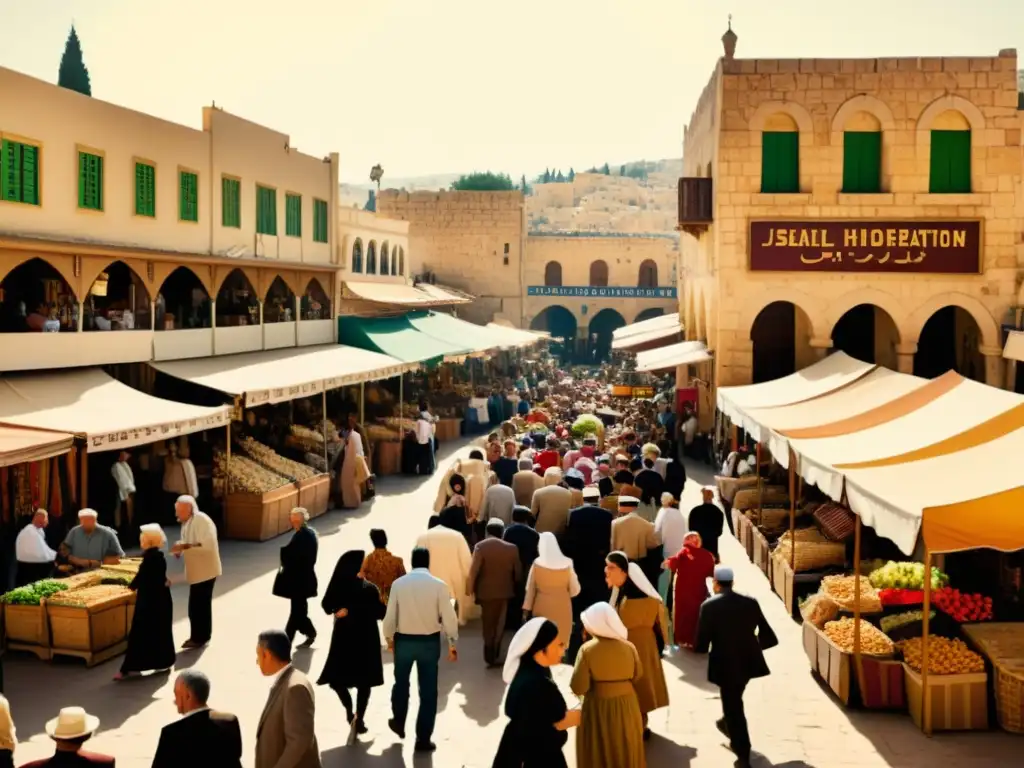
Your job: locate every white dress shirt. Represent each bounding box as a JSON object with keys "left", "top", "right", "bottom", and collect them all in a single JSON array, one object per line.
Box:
[
  {"left": 179, "top": 510, "right": 223, "bottom": 584},
  {"left": 655, "top": 505, "right": 688, "bottom": 559},
  {"left": 415, "top": 417, "right": 434, "bottom": 445},
  {"left": 382, "top": 568, "right": 459, "bottom": 645},
  {"left": 15, "top": 525, "right": 56, "bottom": 564}
]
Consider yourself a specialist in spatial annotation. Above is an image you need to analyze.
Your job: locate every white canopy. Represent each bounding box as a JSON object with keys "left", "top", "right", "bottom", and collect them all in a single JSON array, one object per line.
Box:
[
  {"left": 1003, "top": 330, "right": 1024, "bottom": 362},
  {"left": 151, "top": 345, "right": 414, "bottom": 407},
  {"left": 0, "top": 369, "right": 230, "bottom": 453},
  {"left": 717, "top": 352, "right": 876, "bottom": 423},
  {"left": 0, "top": 425, "right": 74, "bottom": 467},
  {"left": 635, "top": 340, "right": 710, "bottom": 372},
  {"left": 612, "top": 313, "right": 679, "bottom": 341}
]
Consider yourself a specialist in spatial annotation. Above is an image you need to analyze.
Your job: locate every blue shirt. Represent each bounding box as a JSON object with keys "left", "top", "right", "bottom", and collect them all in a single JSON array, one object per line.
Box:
[{"left": 63, "top": 524, "right": 125, "bottom": 561}]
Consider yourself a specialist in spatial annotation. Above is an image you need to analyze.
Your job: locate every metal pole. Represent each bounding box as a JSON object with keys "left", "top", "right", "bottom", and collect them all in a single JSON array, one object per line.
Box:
[
  {"left": 852, "top": 515, "right": 867, "bottom": 699},
  {"left": 791, "top": 463, "right": 801, "bottom": 573},
  {"left": 921, "top": 549, "right": 933, "bottom": 735}
]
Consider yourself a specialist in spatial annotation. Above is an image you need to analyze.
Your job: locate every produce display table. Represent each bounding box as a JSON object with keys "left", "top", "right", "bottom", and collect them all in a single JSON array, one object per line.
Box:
[
  {"left": 962, "top": 622, "right": 1024, "bottom": 733},
  {"left": 435, "top": 418, "right": 463, "bottom": 442},
  {"left": 751, "top": 526, "right": 770, "bottom": 577},
  {"left": 904, "top": 664, "right": 988, "bottom": 732},
  {"left": 802, "top": 621, "right": 905, "bottom": 709},
  {"left": 224, "top": 484, "right": 299, "bottom": 541},
  {"left": 4, "top": 603, "right": 51, "bottom": 660},
  {"left": 47, "top": 592, "right": 134, "bottom": 667},
  {"left": 296, "top": 474, "right": 330, "bottom": 518},
  {"left": 772, "top": 557, "right": 826, "bottom": 620},
  {"left": 373, "top": 441, "right": 402, "bottom": 476}
]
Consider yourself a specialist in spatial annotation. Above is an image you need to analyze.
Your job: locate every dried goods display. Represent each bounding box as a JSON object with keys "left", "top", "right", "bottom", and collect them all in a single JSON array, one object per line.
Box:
[
  {"left": 823, "top": 617, "right": 895, "bottom": 656},
  {"left": 868, "top": 561, "right": 948, "bottom": 591},
  {"left": 239, "top": 437, "right": 317, "bottom": 481},
  {"left": 47, "top": 584, "right": 133, "bottom": 608},
  {"left": 880, "top": 610, "right": 937, "bottom": 634},
  {"left": 1, "top": 579, "right": 69, "bottom": 605},
  {"left": 898, "top": 636, "right": 986, "bottom": 675},
  {"left": 821, "top": 575, "right": 883, "bottom": 613},
  {"left": 799, "top": 592, "right": 839, "bottom": 628},
  {"left": 366, "top": 424, "right": 402, "bottom": 442},
  {"left": 932, "top": 587, "right": 994, "bottom": 623},
  {"left": 289, "top": 424, "right": 324, "bottom": 449},
  {"left": 216, "top": 451, "right": 291, "bottom": 493}
]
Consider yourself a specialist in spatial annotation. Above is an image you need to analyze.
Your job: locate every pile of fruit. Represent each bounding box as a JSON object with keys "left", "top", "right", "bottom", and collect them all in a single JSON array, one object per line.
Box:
[
  {"left": 880, "top": 610, "right": 936, "bottom": 634},
  {"left": 239, "top": 437, "right": 318, "bottom": 481},
  {"left": 898, "top": 636, "right": 985, "bottom": 675},
  {"left": 823, "top": 617, "right": 895, "bottom": 656},
  {"left": 878, "top": 588, "right": 924, "bottom": 606},
  {"left": 869, "top": 561, "right": 949, "bottom": 591},
  {"left": 1, "top": 579, "right": 69, "bottom": 605},
  {"left": 47, "top": 584, "right": 133, "bottom": 608},
  {"left": 821, "top": 575, "right": 883, "bottom": 613},
  {"left": 932, "top": 587, "right": 993, "bottom": 623},
  {"left": 570, "top": 414, "right": 603, "bottom": 440},
  {"left": 216, "top": 452, "right": 291, "bottom": 494}
]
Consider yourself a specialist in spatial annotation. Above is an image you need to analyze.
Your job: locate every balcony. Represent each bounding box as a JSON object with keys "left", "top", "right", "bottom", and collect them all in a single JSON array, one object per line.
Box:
[{"left": 677, "top": 177, "right": 714, "bottom": 239}]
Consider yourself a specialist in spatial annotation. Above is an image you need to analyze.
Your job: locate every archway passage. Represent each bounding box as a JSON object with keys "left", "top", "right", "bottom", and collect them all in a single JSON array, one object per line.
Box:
[
  {"left": 831, "top": 304, "right": 899, "bottom": 368},
  {"left": 638, "top": 259, "right": 658, "bottom": 288},
  {"left": 157, "top": 267, "right": 210, "bottom": 330},
  {"left": 264, "top": 276, "right": 296, "bottom": 323},
  {"left": 914, "top": 306, "right": 983, "bottom": 381},
  {"left": 589, "top": 260, "right": 609, "bottom": 287},
  {"left": 215, "top": 268, "right": 259, "bottom": 327},
  {"left": 635, "top": 307, "right": 665, "bottom": 323},
  {"left": 301, "top": 278, "right": 331, "bottom": 320},
  {"left": 84, "top": 261, "right": 151, "bottom": 331},
  {"left": 530, "top": 305, "right": 577, "bottom": 362},
  {"left": 587, "top": 307, "right": 626, "bottom": 364},
  {"left": 0, "top": 257, "right": 78, "bottom": 332},
  {"left": 544, "top": 261, "right": 562, "bottom": 287},
  {"left": 750, "top": 301, "right": 812, "bottom": 383}
]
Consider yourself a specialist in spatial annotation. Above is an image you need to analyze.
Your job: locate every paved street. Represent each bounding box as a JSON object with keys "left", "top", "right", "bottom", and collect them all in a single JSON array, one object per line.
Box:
[{"left": 5, "top": 438, "right": 1019, "bottom": 767}]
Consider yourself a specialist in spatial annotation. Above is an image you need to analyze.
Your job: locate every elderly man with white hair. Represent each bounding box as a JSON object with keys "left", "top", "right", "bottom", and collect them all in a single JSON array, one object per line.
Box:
[
  {"left": 15, "top": 508, "right": 57, "bottom": 586},
  {"left": 172, "top": 495, "right": 222, "bottom": 649},
  {"left": 60, "top": 508, "right": 124, "bottom": 572}
]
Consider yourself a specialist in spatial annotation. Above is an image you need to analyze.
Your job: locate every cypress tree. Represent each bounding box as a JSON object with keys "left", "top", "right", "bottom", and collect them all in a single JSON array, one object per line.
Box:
[
  {"left": 58, "top": 25, "right": 92, "bottom": 96},
  {"left": 568, "top": 168, "right": 575, "bottom": 181}
]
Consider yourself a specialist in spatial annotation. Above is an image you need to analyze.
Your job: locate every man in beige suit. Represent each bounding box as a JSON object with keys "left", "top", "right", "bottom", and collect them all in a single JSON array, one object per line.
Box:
[
  {"left": 611, "top": 496, "right": 659, "bottom": 560},
  {"left": 255, "top": 629, "right": 321, "bottom": 768},
  {"left": 530, "top": 482, "right": 572, "bottom": 535},
  {"left": 511, "top": 457, "right": 543, "bottom": 507},
  {"left": 467, "top": 519, "right": 522, "bottom": 666}
]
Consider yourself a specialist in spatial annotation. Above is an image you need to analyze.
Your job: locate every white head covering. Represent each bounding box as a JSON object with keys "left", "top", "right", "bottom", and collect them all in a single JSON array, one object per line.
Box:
[
  {"left": 582, "top": 486, "right": 600, "bottom": 500},
  {"left": 502, "top": 616, "right": 548, "bottom": 683},
  {"left": 176, "top": 495, "right": 199, "bottom": 515},
  {"left": 660, "top": 492, "right": 675, "bottom": 507},
  {"left": 139, "top": 523, "right": 166, "bottom": 547},
  {"left": 581, "top": 602, "right": 628, "bottom": 641},
  {"left": 626, "top": 561, "right": 662, "bottom": 602},
  {"left": 543, "top": 466, "right": 563, "bottom": 486},
  {"left": 535, "top": 531, "right": 572, "bottom": 570},
  {"left": 77, "top": 508, "right": 98, "bottom": 519}
]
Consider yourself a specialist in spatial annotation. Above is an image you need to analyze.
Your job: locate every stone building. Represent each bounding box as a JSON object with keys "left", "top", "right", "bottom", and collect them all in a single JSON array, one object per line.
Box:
[{"left": 679, "top": 26, "right": 1023, "bottom": 390}]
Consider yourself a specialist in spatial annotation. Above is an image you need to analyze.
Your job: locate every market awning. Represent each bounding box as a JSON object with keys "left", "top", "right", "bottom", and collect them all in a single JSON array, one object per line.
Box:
[
  {"left": 150, "top": 345, "right": 414, "bottom": 407},
  {"left": 1003, "top": 330, "right": 1024, "bottom": 361},
  {"left": 337, "top": 314, "right": 472, "bottom": 364},
  {"left": 0, "top": 425, "right": 74, "bottom": 467},
  {"left": 789, "top": 373, "right": 1023, "bottom": 504},
  {"left": 716, "top": 352, "right": 876, "bottom": 423},
  {"left": 343, "top": 281, "right": 472, "bottom": 307},
  {"left": 635, "top": 340, "right": 710, "bottom": 372},
  {"left": 841, "top": 426, "right": 1024, "bottom": 555},
  {"left": 486, "top": 322, "right": 548, "bottom": 346},
  {"left": 0, "top": 369, "right": 230, "bottom": 453},
  {"left": 738, "top": 368, "right": 928, "bottom": 461},
  {"left": 612, "top": 313, "right": 679, "bottom": 341},
  {"left": 407, "top": 312, "right": 534, "bottom": 354},
  {"left": 612, "top": 324, "right": 682, "bottom": 351}
]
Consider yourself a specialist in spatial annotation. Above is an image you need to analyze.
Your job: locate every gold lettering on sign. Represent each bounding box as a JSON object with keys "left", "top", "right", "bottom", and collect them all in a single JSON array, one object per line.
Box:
[
  {"left": 954, "top": 230, "right": 966, "bottom": 248},
  {"left": 870, "top": 230, "right": 884, "bottom": 247},
  {"left": 844, "top": 229, "right": 858, "bottom": 247}
]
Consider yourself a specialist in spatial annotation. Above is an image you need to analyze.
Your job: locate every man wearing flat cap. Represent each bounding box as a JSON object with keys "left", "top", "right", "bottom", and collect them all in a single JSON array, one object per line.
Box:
[
  {"left": 695, "top": 565, "right": 778, "bottom": 767},
  {"left": 59, "top": 509, "right": 124, "bottom": 572},
  {"left": 610, "top": 496, "right": 659, "bottom": 562}
]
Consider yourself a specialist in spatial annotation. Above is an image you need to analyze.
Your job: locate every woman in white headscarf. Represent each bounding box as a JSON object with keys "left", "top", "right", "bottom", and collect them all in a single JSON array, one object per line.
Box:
[
  {"left": 492, "top": 617, "right": 579, "bottom": 767},
  {"left": 604, "top": 552, "right": 670, "bottom": 736},
  {"left": 523, "top": 532, "right": 580, "bottom": 647},
  {"left": 116, "top": 524, "right": 175, "bottom": 680},
  {"left": 570, "top": 602, "right": 645, "bottom": 768}
]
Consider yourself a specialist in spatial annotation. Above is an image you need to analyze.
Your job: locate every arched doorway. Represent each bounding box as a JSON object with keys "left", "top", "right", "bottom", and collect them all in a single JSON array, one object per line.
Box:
[
  {"left": 750, "top": 301, "right": 813, "bottom": 383},
  {"left": 351, "top": 239, "right": 364, "bottom": 273},
  {"left": 530, "top": 305, "right": 577, "bottom": 362},
  {"left": 380, "top": 242, "right": 390, "bottom": 275},
  {"left": 587, "top": 308, "right": 626, "bottom": 364},
  {"left": 589, "top": 260, "right": 608, "bottom": 287},
  {"left": 301, "top": 278, "right": 331, "bottom": 320},
  {"left": 831, "top": 304, "right": 899, "bottom": 368},
  {"left": 914, "top": 306, "right": 983, "bottom": 380},
  {"left": 638, "top": 259, "right": 658, "bottom": 287},
  {"left": 0, "top": 257, "right": 78, "bottom": 332},
  {"left": 157, "top": 267, "right": 210, "bottom": 330},
  {"left": 84, "top": 261, "right": 151, "bottom": 331},
  {"left": 635, "top": 307, "right": 664, "bottom": 323},
  {"left": 544, "top": 261, "right": 562, "bottom": 287},
  {"left": 264, "top": 276, "right": 296, "bottom": 323},
  {"left": 366, "top": 242, "right": 377, "bottom": 274},
  {"left": 215, "top": 269, "right": 259, "bottom": 327}
]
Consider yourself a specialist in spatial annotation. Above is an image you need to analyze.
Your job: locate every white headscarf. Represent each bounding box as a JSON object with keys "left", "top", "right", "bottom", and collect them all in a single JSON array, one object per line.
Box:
[
  {"left": 534, "top": 531, "right": 572, "bottom": 570},
  {"left": 176, "top": 495, "right": 199, "bottom": 517},
  {"left": 502, "top": 616, "right": 547, "bottom": 684},
  {"left": 581, "top": 602, "right": 628, "bottom": 641},
  {"left": 543, "top": 466, "right": 563, "bottom": 487},
  {"left": 626, "top": 561, "right": 662, "bottom": 602}
]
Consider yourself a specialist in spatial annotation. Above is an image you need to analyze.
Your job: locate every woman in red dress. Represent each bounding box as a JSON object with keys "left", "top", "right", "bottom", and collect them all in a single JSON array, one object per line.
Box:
[{"left": 663, "top": 532, "right": 715, "bottom": 648}]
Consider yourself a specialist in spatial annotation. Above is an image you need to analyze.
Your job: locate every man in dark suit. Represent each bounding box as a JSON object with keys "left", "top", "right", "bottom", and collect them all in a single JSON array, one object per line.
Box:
[
  {"left": 467, "top": 518, "right": 522, "bottom": 666},
  {"left": 152, "top": 670, "right": 242, "bottom": 768},
  {"left": 502, "top": 505, "right": 539, "bottom": 631},
  {"left": 564, "top": 486, "right": 613, "bottom": 660},
  {"left": 689, "top": 487, "right": 726, "bottom": 562},
  {"left": 21, "top": 706, "right": 115, "bottom": 766},
  {"left": 633, "top": 457, "right": 665, "bottom": 507},
  {"left": 695, "top": 566, "right": 778, "bottom": 767},
  {"left": 272, "top": 508, "right": 319, "bottom": 646}
]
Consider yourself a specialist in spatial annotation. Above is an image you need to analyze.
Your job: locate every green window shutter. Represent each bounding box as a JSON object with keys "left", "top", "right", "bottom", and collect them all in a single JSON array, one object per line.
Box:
[
  {"left": 256, "top": 186, "right": 277, "bottom": 235},
  {"left": 843, "top": 131, "right": 882, "bottom": 193},
  {"left": 313, "top": 199, "right": 328, "bottom": 243},
  {"left": 222, "top": 177, "right": 240, "bottom": 228},
  {"left": 930, "top": 130, "right": 971, "bottom": 193},
  {"left": 179, "top": 171, "right": 198, "bottom": 222},
  {"left": 285, "top": 194, "right": 301, "bottom": 237},
  {"left": 2, "top": 140, "right": 21, "bottom": 202},
  {"left": 78, "top": 152, "right": 103, "bottom": 210},
  {"left": 20, "top": 144, "right": 38, "bottom": 205},
  {"left": 761, "top": 132, "right": 799, "bottom": 193},
  {"left": 135, "top": 163, "right": 155, "bottom": 217}
]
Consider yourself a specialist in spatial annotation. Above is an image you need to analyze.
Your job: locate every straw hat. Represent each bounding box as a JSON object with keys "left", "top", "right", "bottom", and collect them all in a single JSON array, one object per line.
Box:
[{"left": 45, "top": 706, "right": 100, "bottom": 740}]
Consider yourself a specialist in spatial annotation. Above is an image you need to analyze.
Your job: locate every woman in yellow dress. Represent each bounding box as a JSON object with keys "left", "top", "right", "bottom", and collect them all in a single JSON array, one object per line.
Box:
[
  {"left": 605, "top": 551, "right": 670, "bottom": 738},
  {"left": 570, "top": 602, "right": 645, "bottom": 768}
]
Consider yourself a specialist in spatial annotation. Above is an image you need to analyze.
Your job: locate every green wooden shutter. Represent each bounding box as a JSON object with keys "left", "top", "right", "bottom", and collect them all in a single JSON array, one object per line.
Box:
[
  {"left": 843, "top": 131, "right": 881, "bottom": 193},
  {"left": 930, "top": 130, "right": 971, "bottom": 193},
  {"left": 313, "top": 199, "right": 328, "bottom": 243},
  {"left": 285, "top": 194, "right": 301, "bottom": 237},
  {"left": 256, "top": 186, "right": 277, "bottom": 235},
  {"left": 78, "top": 152, "right": 103, "bottom": 210},
  {"left": 761, "top": 132, "right": 799, "bottom": 193},
  {"left": 20, "top": 144, "right": 38, "bottom": 205},
  {"left": 179, "top": 171, "right": 198, "bottom": 221},
  {"left": 135, "top": 163, "right": 155, "bottom": 217},
  {"left": 2, "top": 140, "right": 20, "bottom": 202},
  {"left": 222, "top": 178, "right": 240, "bottom": 227}
]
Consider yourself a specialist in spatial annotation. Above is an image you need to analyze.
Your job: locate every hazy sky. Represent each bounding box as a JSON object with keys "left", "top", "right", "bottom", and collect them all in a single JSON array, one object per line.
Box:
[{"left": 1, "top": 1, "right": 1020, "bottom": 183}]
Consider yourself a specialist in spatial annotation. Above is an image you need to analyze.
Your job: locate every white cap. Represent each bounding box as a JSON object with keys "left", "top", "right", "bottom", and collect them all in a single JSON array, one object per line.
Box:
[
  {"left": 582, "top": 486, "right": 600, "bottom": 500},
  {"left": 617, "top": 495, "right": 640, "bottom": 507},
  {"left": 78, "top": 508, "right": 98, "bottom": 519},
  {"left": 714, "top": 565, "right": 734, "bottom": 581}
]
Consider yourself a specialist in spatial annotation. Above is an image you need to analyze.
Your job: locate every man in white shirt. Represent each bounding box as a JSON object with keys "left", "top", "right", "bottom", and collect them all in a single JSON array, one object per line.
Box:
[
  {"left": 414, "top": 403, "right": 437, "bottom": 475},
  {"left": 110, "top": 450, "right": 135, "bottom": 531},
  {"left": 15, "top": 508, "right": 57, "bottom": 586},
  {"left": 415, "top": 517, "right": 473, "bottom": 625},
  {"left": 172, "top": 495, "right": 222, "bottom": 649}
]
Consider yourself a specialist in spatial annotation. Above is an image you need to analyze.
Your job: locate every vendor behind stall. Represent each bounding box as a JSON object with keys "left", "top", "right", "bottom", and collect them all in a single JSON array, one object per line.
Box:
[{"left": 59, "top": 509, "right": 124, "bottom": 571}]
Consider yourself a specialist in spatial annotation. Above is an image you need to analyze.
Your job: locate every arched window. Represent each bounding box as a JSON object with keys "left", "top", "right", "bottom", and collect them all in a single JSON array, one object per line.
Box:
[
  {"left": 589, "top": 260, "right": 608, "bottom": 287},
  {"left": 391, "top": 248, "right": 398, "bottom": 275},
  {"left": 301, "top": 278, "right": 331, "bottom": 320},
  {"left": 0, "top": 257, "right": 79, "bottom": 333},
  {"left": 638, "top": 259, "right": 658, "bottom": 288},
  {"left": 351, "top": 239, "right": 363, "bottom": 273},
  {"left": 366, "top": 241, "right": 377, "bottom": 275},
  {"left": 264, "top": 276, "right": 296, "bottom": 323},
  {"left": 156, "top": 266, "right": 210, "bottom": 330},
  {"left": 544, "top": 261, "right": 562, "bottom": 287},
  {"left": 842, "top": 111, "right": 882, "bottom": 193},
  {"left": 380, "top": 242, "right": 390, "bottom": 275},
  {"left": 398, "top": 247, "right": 405, "bottom": 276},
  {"left": 761, "top": 112, "right": 799, "bottom": 193},
  {"left": 215, "top": 268, "right": 259, "bottom": 327},
  {"left": 929, "top": 110, "right": 971, "bottom": 194},
  {"left": 84, "top": 261, "right": 151, "bottom": 331}
]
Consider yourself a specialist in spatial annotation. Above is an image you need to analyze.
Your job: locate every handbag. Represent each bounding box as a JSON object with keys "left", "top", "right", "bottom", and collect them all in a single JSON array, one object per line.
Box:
[{"left": 363, "top": 475, "right": 376, "bottom": 500}]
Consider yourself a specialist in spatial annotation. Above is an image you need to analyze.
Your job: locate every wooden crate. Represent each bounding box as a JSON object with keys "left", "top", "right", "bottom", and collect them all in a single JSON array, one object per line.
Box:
[
  {"left": 904, "top": 664, "right": 989, "bottom": 732},
  {"left": 772, "top": 555, "right": 795, "bottom": 617},
  {"left": 47, "top": 596, "right": 131, "bottom": 653},
  {"left": 730, "top": 506, "right": 743, "bottom": 539},
  {"left": 224, "top": 484, "right": 299, "bottom": 541},
  {"left": 803, "top": 621, "right": 903, "bottom": 709},
  {"left": 751, "top": 527, "right": 770, "bottom": 576},
  {"left": 297, "top": 474, "right": 331, "bottom": 518},
  {"left": 373, "top": 441, "right": 401, "bottom": 476},
  {"left": 860, "top": 656, "right": 907, "bottom": 710},
  {"left": 4, "top": 603, "right": 49, "bottom": 647},
  {"left": 962, "top": 622, "right": 1024, "bottom": 733}
]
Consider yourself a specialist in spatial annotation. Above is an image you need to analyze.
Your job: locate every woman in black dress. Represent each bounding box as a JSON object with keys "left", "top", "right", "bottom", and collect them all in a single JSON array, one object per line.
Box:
[
  {"left": 317, "top": 549, "right": 385, "bottom": 744},
  {"left": 115, "top": 524, "right": 175, "bottom": 680},
  {"left": 493, "top": 617, "right": 580, "bottom": 767}
]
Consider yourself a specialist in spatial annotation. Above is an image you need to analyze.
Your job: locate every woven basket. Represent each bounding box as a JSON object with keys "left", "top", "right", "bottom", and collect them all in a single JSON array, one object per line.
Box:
[
  {"left": 962, "top": 623, "right": 1024, "bottom": 733},
  {"left": 733, "top": 485, "right": 789, "bottom": 512},
  {"left": 814, "top": 502, "right": 857, "bottom": 542},
  {"left": 775, "top": 528, "right": 846, "bottom": 572},
  {"left": 749, "top": 506, "right": 791, "bottom": 530}
]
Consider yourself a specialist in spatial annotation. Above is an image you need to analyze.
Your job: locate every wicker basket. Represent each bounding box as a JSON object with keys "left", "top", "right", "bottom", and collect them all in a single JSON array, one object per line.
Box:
[
  {"left": 962, "top": 623, "right": 1024, "bottom": 733},
  {"left": 814, "top": 502, "right": 857, "bottom": 542},
  {"left": 749, "top": 507, "right": 791, "bottom": 531},
  {"left": 733, "top": 485, "right": 789, "bottom": 512},
  {"left": 775, "top": 528, "right": 846, "bottom": 572}
]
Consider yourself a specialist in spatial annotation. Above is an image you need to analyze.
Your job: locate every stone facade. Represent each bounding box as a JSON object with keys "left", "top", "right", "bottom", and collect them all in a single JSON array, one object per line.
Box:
[{"left": 682, "top": 47, "right": 1024, "bottom": 389}]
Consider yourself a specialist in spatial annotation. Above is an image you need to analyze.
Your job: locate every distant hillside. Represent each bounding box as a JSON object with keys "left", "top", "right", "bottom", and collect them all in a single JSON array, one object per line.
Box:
[{"left": 340, "top": 173, "right": 462, "bottom": 209}]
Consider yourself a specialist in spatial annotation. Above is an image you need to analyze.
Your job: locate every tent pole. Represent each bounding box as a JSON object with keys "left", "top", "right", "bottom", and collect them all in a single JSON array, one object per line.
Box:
[
  {"left": 791, "top": 459, "right": 801, "bottom": 573},
  {"left": 852, "top": 515, "right": 867, "bottom": 701},
  {"left": 225, "top": 423, "right": 232, "bottom": 497},
  {"left": 359, "top": 382, "right": 365, "bottom": 425},
  {"left": 322, "top": 390, "right": 329, "bottom": 469},
  {"left": 788, "top": 448, "right": 796, "bottom": 564},
  {"left": 755, "top": 442, "right": 764, "bottom": 520},
  {"left": 921, "top": 549, "right": 933, "bottom": 736},
  {"left": 80, "top": 445, "right": 88, "bottom": 509}
]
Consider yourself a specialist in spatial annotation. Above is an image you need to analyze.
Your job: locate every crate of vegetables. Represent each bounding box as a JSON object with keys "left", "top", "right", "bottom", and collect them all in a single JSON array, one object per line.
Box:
[
  {"left": 46, "top": 585, "right": 134, "bottom": 655},
  {"left": 296, "top": 473, "right": 331, "bottom": 518},
  {"left": 899, "top": 636, "right": 988, "bottom": 732},
  {"left": 1, "top": 579, "right": 69, "bottom": 650},
  {"left": 219, "top": 453, "right": 298, "bottom": 541}
]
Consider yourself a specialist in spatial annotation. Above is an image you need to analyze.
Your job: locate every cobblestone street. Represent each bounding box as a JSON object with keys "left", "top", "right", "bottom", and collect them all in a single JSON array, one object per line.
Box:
[{"left": 4, "top": 440, "right": 1019, "bottom": 767}]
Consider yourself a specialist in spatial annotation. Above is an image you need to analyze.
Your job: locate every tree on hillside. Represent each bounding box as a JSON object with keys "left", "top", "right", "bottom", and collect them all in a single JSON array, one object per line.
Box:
[
  {"left": 58, "top": 25, "right": 92, "bottom": 96},
  {"left": 520, "top": 174, "right": 532, "bottom": 194},
  {"left": 555, "top": 170, "right": 565, "bottom": 182},
  {"left": 601, "top": 162, "right": 610, "bottom": 175},
  {"left": 451, "top": 172, "right": 515, "bottom": 191},
  {"left": 364, "top": 189, "right": 376, "bottom": 212},
  {"left": 542, "top": 168, "right": 552, "bottom": 183},
  {"left": 619, "top": 164, "right": 627, "bottom": 176},
  {"left": 568, "top": 168, "right": 575, "bottom": 181}
]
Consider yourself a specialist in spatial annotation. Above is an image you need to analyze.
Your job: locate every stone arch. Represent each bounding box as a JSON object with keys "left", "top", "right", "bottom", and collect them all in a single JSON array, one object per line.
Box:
[
  {"left": 366, "top": 241, "right": 377, "bottom": 275},
  {"left": 380, "top": 241, "right": 390, "bottom": 275},
  {"left": 916, "top": 94, "right": 986, "bottom": 140},
  {"left": 544, "top": 261, "right": 562, "bottom": 287},
  {"left": 80, "top": 258, "right": 152, "bottom": 299},
  {"left": 830, "top": 94, "right": 896, "bottom": 137},
  {"left": 259, "top": 270, "right": 299, "bottom": 299},
  {"left": 301, "top": 277, "right": 332, "bottom": 320},
  {"left": 0, "top": 254, "right": 79, "bottom": 300},
  {"left": 821, "top": 288, "right": 907, "bottom": 341},
  {"left": 738, "top": 287, "right": 824, "bottom": 342},
  {"left": 589, "top": 259, "right": 609, "bottom": 287},
  {"left": 637, "top": 259, "right": 658, "bottom": 288},
  {"left": 351, "top": 238, "right": 364, "bottom": 273},
  {"left": 213, "top": 265, "right": 260, "bottom": 298},
  {"left": 634, "top": 307, "right": 665, "bottom": 323},
  {"left": 905, "top": 291, "right": 1000, "bottom": 350},
  {"left": 749, "top": 100, "right": 815, "bottom": 140}
]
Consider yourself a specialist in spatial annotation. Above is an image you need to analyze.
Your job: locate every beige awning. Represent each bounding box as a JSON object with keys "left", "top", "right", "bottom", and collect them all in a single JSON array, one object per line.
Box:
[
  {"left": 635, "top": 341, "right": 710, "bottom": 372},
  {"left": 612, "top": 313, "right": 679, "bottom": 340},
  {"left": 344, "top": 281, "right": 472, "bottom": 307},
  {"left": 151, "top": 345, "right": 415, "bottom": 407},
  {"left": 1004, "top": 330, "right": 1024, "bottom": 361},
  {"left": 0, "top": 425, "right": 74, "bottom": 467},
  {"left": 0, "top": 369, "right": 231, "bottom": 453},
  {"left": 612, "top": 323, "right": 682, "bottom": 351}
]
